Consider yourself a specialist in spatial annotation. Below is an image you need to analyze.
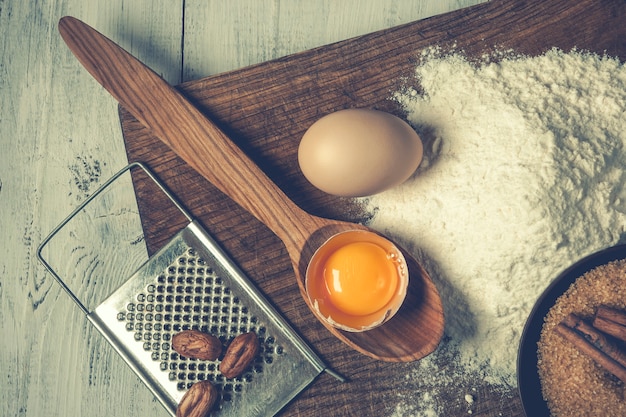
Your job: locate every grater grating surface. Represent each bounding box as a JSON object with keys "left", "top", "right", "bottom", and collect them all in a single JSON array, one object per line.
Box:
[
  {"left": 122, "top": 247, "right": 283, "bottom": 395},
  {"left": 123, "top": 246, "right": 285, "bottom": 395},
  {"left": 38, "top": 163, "right": 338, "bottom": 417}
]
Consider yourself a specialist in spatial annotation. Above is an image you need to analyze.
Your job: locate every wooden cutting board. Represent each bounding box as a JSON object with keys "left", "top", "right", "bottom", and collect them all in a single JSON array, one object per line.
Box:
[{"left": 120, "top": 0, "right": 626, "bottom": 416}]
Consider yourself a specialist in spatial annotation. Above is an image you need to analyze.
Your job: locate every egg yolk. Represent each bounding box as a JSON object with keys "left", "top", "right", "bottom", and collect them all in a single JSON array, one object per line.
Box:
[{"left": 322, "top": 241, "right": 399, "bottom": 316}]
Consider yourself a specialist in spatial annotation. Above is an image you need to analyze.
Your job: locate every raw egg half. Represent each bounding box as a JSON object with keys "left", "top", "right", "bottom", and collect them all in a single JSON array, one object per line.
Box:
[{"left": 305, "top": 230, "right": 409, "bottom": 332}]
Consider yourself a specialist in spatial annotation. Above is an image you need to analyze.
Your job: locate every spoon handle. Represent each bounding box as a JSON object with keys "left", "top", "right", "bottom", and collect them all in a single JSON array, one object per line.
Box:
[{"left": 58, "top": 16, "right": 314, "bottom": 251}]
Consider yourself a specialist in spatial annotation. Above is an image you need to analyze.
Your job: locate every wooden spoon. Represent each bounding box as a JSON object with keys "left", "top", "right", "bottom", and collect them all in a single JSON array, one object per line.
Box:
[{"left": 58, "top": 16, "right": 444, "bottom": 362}]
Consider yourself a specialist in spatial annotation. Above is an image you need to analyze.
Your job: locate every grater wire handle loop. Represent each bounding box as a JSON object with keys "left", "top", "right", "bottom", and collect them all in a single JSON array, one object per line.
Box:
[{"left": 37, "top": 162, "right": 193, "bottom": 315}]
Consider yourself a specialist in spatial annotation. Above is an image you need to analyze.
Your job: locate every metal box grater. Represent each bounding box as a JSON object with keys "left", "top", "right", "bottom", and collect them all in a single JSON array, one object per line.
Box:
[{"left": 37, "top": 162, "right": 341, "bottom": 417}]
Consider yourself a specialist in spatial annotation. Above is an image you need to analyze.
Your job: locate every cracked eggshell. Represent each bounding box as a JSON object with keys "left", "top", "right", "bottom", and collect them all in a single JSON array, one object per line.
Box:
[{"left": 297, "top": 109, "right": 423, "bottom": 197}]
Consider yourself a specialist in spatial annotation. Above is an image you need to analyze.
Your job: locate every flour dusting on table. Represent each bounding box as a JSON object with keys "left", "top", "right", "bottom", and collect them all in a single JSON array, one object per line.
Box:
[{"left": 364, "top": 47, "right": 626, "bottom": 416}]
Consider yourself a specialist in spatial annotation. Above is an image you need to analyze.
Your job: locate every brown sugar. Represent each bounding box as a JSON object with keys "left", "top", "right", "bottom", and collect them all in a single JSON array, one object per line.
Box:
[{"left": 538, "top": 259, "right": 626, "bottom": 416}]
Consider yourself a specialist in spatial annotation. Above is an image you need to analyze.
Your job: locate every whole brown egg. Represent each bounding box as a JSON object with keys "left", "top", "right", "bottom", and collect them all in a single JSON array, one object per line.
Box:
[{"left": 297, "top": 109, "right": 423, "bottom": 197}]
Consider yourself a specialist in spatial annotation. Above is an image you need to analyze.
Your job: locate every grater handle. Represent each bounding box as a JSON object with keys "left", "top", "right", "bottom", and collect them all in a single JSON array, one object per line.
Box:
[
  {"left": 37, "top": 162, "right": 193, "bottom": 315},
  {"left": 324, "top": 367, "right": 347, "bottom": 383}
]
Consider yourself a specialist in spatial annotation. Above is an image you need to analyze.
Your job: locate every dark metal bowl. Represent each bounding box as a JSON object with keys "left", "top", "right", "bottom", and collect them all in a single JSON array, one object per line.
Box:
[{"left": 516, "top": 244, "right": 626, "bottom": 417}]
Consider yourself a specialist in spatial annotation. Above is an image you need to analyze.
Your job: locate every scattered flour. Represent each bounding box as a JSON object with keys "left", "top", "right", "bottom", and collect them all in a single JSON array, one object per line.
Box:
[{"left": 366, "top": 47, "right": 626, "bottom": 415}]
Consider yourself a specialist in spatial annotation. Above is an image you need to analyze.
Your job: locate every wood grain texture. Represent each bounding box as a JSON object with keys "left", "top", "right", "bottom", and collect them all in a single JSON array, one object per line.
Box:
[
  {"left": 0, "top": 2, "right": 182, "bottom": 417},
  {"left": 182, "top": 0, "right": 488, "bottom": 79},
  {"left": 120, "top": 0, "right": 626, "bottom": 416}
]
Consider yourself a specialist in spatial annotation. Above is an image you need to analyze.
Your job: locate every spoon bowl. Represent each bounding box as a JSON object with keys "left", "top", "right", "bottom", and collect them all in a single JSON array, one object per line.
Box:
[
  {"left": 58, "top": 15, "right": 445, "bottom": 361},
  {"left": 295, "top": 221, "right": 443, "bottom": 361}
]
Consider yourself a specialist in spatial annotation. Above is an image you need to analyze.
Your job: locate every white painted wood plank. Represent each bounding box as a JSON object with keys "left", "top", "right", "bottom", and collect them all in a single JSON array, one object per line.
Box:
[
  {"left": 0, "top": 2, "right": 182, "bottom": 417},
  {"left": 182, "top": 0, "right": 488, "bottom": 79},
  {"left": 0, "top": 1, "right": 484, "bottom": 416}
]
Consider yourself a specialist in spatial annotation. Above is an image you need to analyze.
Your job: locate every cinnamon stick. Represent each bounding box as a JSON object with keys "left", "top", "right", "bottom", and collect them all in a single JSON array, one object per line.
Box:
[
  {"left": 554, "top": 313, "right": 626, "bottom": 383},
  {"left": 593, "top": 306, "right": 626, "bottom": 343},
  {"left": 563, "top": 314, "right": 626, "bottom": 368}
]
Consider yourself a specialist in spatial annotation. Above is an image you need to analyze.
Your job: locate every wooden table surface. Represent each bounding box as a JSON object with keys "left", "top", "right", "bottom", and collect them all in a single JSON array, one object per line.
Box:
[
  {"left": 0, "top": 2, "right": 489, "bottom": 417},
  {"left": 12, "top": 0, "right": 626, "bottom": 416}
]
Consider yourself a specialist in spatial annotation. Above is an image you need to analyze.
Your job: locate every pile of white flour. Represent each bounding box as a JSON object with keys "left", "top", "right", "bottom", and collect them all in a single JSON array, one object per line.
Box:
[{"left": 363, "top": 47, "right": 626, "bottom": 415}]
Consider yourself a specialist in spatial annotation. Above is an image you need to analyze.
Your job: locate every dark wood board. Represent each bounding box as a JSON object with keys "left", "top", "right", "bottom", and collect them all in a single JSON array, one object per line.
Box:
[{"left": 120, "top": 0, "right": 626, "bottom": 416}]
